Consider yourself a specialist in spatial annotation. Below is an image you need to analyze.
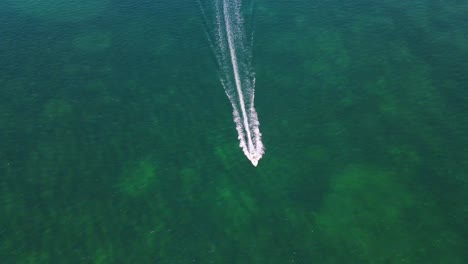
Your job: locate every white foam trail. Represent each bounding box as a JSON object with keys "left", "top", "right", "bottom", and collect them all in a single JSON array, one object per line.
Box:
[
  {"left": 201, "top": 0, "right": 264, "bottom": 166},
  {"left": 222, "top": 0, "right": 262, "bottom": 166}
]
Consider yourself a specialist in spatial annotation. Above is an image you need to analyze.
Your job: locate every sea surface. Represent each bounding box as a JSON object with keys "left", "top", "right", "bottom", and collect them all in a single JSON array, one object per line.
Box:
[{"left": 0, "top": 0, "right": 467, "bottom": 263}]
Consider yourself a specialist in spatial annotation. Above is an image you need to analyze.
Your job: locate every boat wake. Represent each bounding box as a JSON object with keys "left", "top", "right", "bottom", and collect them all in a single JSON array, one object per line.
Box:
[{"left": 198, "top": 0, "right": 264, "bottom": 166}]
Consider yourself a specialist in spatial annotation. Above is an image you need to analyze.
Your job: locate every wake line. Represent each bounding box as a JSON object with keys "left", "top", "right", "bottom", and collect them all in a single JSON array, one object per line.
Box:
[
  {"left": 199, "top": 0, "right": 264, "bottom": 166},
  {"left": 222, "top": 0, "right": 258, "bottom": 165}
]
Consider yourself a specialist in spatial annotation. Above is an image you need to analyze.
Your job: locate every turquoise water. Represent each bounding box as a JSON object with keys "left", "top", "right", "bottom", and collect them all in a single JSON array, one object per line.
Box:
[{"left": 1, "top": 0, "right": 467, "bottom": 263}]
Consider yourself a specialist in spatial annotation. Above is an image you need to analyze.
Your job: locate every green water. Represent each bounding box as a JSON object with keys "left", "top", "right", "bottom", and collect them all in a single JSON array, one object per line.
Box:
[{"left": 1, "top": 0, "right": 466, "bottom": 263}]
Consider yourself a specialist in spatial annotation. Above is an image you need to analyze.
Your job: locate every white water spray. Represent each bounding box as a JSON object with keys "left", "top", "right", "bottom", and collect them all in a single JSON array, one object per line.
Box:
[{"left": 198, "top": 0, "right": 264, "bottom": 166}]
